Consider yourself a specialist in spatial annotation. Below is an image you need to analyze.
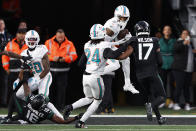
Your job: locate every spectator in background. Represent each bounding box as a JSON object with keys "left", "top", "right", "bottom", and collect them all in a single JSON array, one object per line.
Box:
[
  {"left": 45, "top": 29, "right": 78, "bottom": 110},
  {"left": 159, "top": 25, "right": 176, "bottom": 108},
  {"left": 18, "top": 20, "right": 27, "bottom": 29},
  {"left": 0, "top": 18, "right": 12, "bottom": 107},
  {"left": 172, "top": 30, "right": 195, "bottom": 111},
  {"left": 2, "top": 28, "right": 27, "bottom": 117}
]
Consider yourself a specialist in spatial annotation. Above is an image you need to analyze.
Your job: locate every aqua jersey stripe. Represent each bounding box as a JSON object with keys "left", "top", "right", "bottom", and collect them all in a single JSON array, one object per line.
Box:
[
  {"left": 44, "top": 75, "right": 51, "bottom": 96},
  {"left": 94, "top": 24, "right": 97, "bottom": 37},
  {"left": 97, "top": 78, "right": 102, "bottom": 99}
]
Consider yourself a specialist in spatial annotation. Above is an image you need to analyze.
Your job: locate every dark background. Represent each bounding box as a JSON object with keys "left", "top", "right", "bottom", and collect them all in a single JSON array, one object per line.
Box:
[{"left": 0, "top": 0, "right": 180, "bottom": 105}]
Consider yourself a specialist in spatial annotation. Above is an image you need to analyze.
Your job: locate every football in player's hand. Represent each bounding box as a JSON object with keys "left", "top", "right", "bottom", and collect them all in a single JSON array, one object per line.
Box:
[{"left": 117, "top": 29, "right": 129, "bottom": 40}]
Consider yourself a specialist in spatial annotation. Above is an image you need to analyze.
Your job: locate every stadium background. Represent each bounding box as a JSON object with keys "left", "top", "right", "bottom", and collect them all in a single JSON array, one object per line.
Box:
[{"left": 0, "top": 0, "right": 195, "bottom": 106}]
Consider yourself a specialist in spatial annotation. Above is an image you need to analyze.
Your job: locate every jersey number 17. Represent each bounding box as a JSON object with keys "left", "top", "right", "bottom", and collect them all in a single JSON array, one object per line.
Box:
[{"left": 138, "top": 43, "right": 153, "bottom": 60}]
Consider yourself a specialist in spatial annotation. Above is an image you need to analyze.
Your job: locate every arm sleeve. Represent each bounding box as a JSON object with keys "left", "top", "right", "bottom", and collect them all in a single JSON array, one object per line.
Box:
[
  {"left": 78, "top": 52, "right": 87, "bottom": 70},
  {"left": 2, "top": 43, "right": 10, "bottom": 71},
  {"left": 156, "top": 51, "right": 163, "bottom": 67},
  {"left": 103, "top": 59, "right": 120, "bottom": 74},
  {"left": 63, "top": 41, "right": 78, "bottom": 63}
]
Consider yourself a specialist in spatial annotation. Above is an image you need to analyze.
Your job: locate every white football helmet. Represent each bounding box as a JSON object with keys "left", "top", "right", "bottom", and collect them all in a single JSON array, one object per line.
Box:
[
  {"left": 104, "top": 19, "right": 120, "bottom": 41},
  {"left": 90, "top": 24, "right": 106, "bottom": 40},
  {"left": 25, "top": 30, "right": 40, "bottom": 49},
  {"left": 114, "top": 5, "right": 130, "bottom": 29}
]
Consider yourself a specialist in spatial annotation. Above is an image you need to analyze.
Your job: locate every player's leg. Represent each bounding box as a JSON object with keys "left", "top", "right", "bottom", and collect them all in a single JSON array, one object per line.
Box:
[
  {"left": 138, "top": 78, "right": 152, "bottom": 121},
  {"left": 76, "top": 75, "right": 105, "bottom": 128},
  {"left": 38, "top": 72, "right": 52, "bottom": 97},
  {"left": 47, "top": 102, "right": 64, "bottom": 119},
  {"left": 64, "top": 75, "right": 93, "bottom": 119},
  {"left": 150, "top": 74, "right": 166, "bottom": 124},
  {"left": 121, "top": 57, "right": 139, "bottom": 94}
]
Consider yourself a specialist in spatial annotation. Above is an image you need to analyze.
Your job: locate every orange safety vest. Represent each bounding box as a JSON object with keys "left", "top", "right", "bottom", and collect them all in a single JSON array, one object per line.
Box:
[
  {"left": 2, "top": 38, "right": 28, "bottom": 71},
  {"left": 45, "top": 35, "right": 78, "bottom": 64}
]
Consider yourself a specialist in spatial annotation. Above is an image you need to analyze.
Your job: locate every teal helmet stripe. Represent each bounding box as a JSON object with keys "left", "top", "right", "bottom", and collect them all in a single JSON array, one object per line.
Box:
[
  {"left": 123, "top": 6, "right": 126, "bottom": 15},
  {"left": 31, "top": 30, "right": 34, "bottom": 36},
  {"left": 93, "top": 24, "right": 97, "bottom": 37}
]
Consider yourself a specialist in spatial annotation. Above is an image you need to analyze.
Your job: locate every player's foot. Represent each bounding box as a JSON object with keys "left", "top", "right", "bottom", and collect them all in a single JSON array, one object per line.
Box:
[
  {"left": 158, "top": 103, "right": 165, "bottom": 108},
  {"left": 184, "top": 103, "right": 191, "bottom": 111},
  {"left": 75, "top": 120, "right": 87, "bottom": 128},
  {"left": 123, "top": 84, "right": 139, "bottom": 94},
  {"left": 157, "top": 117, "right": 166, "bottom": 125},
  {"left": 63, "top": 105, "right": 73, "bottom": 120},
  {"left": 145, "top": 103, "right": 153, "bottom": 121},
  {"left": 173, "top": 103, "right": 181, "bottom": 111},
  {"left": 168, "top": 102, "right": 174, "bottom": 109}
]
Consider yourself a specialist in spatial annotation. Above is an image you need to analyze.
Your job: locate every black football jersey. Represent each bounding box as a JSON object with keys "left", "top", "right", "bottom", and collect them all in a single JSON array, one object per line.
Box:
[
  {"left": 130, "top": 36, "right": 160, "bottom": 79},
  {"left": 22, "top": 103, "right": 54, "bottom": 124}
]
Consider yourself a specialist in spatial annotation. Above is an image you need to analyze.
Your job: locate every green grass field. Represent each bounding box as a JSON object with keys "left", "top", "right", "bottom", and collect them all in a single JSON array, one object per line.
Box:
[
  {"left": 1, "top": 106, "right": 196, "bottom": 131},
  {"left": 0, "top": 125, "right": 196, "bottom": 131}
]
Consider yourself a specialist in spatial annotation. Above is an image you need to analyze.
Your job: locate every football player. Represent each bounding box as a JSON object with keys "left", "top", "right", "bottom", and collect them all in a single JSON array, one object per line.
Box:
[
  {"left": 64, "top": 24, "right": 131, "bottom": 128},
  {"left": 14, "top": 30, "right": 63, "bottom": 120},
  {"left": 104, "top": 5, "right": 139, "bottom": 93},
  {"left": 0, "top": 94, "right": 82, "bottom": 124},
  {"left": 118, "top": 21, "right": 167, "bottom": 125}
]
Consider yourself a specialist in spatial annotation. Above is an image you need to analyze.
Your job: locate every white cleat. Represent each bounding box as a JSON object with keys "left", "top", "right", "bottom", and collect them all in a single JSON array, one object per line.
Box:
[{"left": 123, "top": 84, "right": 139, "bottom": 94}]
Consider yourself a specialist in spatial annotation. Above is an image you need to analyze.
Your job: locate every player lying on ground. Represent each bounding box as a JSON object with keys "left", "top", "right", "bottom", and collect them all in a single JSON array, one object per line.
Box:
[
  {"left": 116, "top": 21, "right": 167, "bottom": 125},
  {"left": 0, "top": 34, "right": 65, "bottom": 120},
  {"left": 0, "top": 93, "right": 82, "bottom": 124},
  {"left": 64, "top": 24, "right": 133, "bottom": 128}
]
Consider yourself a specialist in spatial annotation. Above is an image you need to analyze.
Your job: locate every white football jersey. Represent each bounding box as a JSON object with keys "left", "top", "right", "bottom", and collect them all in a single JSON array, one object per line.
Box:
[
  {"left": 84, "top": 41, "right": 112, "bottom": 75},
  {"left": 21, "top": 45, "right": 48, "bottom": 77}
]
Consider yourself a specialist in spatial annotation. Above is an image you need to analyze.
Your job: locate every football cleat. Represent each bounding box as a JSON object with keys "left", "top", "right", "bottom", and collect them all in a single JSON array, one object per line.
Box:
[
  {"left": 123, "top": 84, "right": 139, "bottom": 94},
  {"left": 157, "top": 117, "right": 167, "bottom": 125},
  {"left": 63, "top": 105, "right": 73, "bottom": 120},
  {"left": 75, "top": 120, "right": 87, "bottom": 128},
  {"left": 145, "top": 103, "right": 153, "bottom": 121}
]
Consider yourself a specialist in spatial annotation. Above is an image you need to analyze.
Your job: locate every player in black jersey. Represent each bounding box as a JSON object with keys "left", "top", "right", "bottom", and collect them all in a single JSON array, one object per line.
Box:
[
  {"left": 0, "top": 94, "right": 82, "bottom": 124},
  {"left": 119, "top": 21, "right": 166, "bottom": 125}
]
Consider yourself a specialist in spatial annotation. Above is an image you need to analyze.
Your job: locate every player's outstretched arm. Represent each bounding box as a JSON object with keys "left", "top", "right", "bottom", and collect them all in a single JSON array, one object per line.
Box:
[
  {"left": 118, "top": 45, "right": 133, "bottom": 60},
  {"left": 0, "top": 51, "right": 32, "bottom": 62},
  {"left": 40, "top": 53, "right": 50, "bottom": 79},
  {"left": 51, "top": 114, "right": 77, "bottom": 124}
]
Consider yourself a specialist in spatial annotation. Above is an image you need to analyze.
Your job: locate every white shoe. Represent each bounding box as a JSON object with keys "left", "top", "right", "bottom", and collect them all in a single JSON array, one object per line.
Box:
[
  {"left": 123, "top": 83, "right": 139, "bottom": 94},
  {"left": 168, "top": 102, "right": 174, "bottom": 109},
  {"left": 173, "top": 103, "right": 181, "bottom": 110},
  {"left": 184, "top": 104, "right": 191, "bottom": 111},
  {"left": 159, "top": 103, "right": 165, "bottom": 108}
]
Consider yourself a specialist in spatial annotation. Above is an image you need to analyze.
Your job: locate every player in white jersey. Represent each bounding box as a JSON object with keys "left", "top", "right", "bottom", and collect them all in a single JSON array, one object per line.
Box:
[
  {"left": 14, "top": 30, "right": 64, "bottom": 120},
  {"left": 63, "top": 24, "right": 130, "bottom": 128},
  {"left": 104, "top": 5, "right": 139, "bottom": 94}
]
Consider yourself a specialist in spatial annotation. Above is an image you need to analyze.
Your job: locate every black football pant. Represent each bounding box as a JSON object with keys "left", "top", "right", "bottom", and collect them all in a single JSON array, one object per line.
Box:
[
  {"left": 50, "top": 71, "right": 68, "bottom": 111},
  {"left": 172, "top": 70, "right": 192, "bottom": 104},
  {"left": 0, "top": 68, "right": 8, "bottom": 106},
  {"left": 138, "top": 74, "right": 166, "bottom": 118},
  {"left": 99, "top": 75, "right": 114, "bottom": 111}
]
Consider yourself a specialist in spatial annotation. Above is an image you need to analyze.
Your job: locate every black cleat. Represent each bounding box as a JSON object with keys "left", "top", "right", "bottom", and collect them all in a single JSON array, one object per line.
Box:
[
  {"left": 63, "top": 105, "right": 73, "bottom": 120},
  {"left": 75, "top": 120, "right": 87, "bottom": 128},
  {"left": 145, "top": 103, "right": 153, "bottom": 121},
  {"left": 157, "top": 117, "right": 167, "bottom": 125}
]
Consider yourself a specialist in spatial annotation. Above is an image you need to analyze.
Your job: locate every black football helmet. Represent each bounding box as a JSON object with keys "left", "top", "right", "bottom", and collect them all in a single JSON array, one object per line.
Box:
[
  {"left": 30, "top": 94, "right": 49, "bottom": 110},
  {"left": 134, "top": 21, "right": 150, "bottom": 36}
]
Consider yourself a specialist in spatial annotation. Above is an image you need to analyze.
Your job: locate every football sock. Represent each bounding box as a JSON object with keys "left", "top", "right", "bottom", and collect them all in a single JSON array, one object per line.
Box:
[
  {"left": 47, "top": 102, "right": 63, "bottom": 119},
  {"left": 152, "top": 96, "right": 165, "bottom": 107},
  {"left": 80, "top": 99, "right": 101, "bottom": 122},
  {"left": 7, "top": 95, "right": 15, "bottom": 118},
  {"left": 121, "top": 57, "right": 131, "bottom": 84},
  {"left": 72, "top": 97, "right": 93, "bottom": 110},
  {"left": 152, "top": 106, "right": 161, "bottom": 119}
]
